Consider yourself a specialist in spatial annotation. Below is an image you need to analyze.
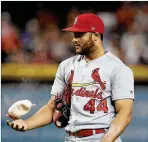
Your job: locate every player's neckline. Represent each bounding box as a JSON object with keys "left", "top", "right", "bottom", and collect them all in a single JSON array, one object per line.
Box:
[{"left": 83, "top": 51, "right": 108, "bottom": 63}]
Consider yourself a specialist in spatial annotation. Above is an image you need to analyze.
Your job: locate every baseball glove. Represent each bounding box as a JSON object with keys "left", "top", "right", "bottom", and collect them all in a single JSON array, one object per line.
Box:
[{"left": 53, "top": 70, "right": 74, "bottom": 128}]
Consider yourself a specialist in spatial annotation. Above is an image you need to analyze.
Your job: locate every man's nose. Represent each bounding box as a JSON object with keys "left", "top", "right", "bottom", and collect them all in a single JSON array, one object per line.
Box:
[{"left": 72, "top": 37, "right": 78, "bottom": 43}]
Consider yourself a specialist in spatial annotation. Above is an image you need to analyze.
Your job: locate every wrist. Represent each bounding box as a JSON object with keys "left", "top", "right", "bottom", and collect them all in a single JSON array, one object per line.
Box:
[
  {"left": 102, "top": 134, "right": 114, "bottom": 142},
  {"left": 24, "top": 119, "right": 30, "bottom": 130},
  {"left": 101, "top": 137, "right": 112, "bottom": 142},
  {"left": 101, "top": 138, "right": 113, "bottom": 142}
]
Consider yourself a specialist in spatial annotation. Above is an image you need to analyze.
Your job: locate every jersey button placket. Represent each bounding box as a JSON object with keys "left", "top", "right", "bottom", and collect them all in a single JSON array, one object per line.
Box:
[
  {"left": 82, "top": 74, "right": 84, "bottom": 80},
  {"left": 82, "top": 66, "right": 87, "bottom": 80},
  {"left": 81, "top": 69, "right": 84, "bottom": 81},
  {"left": 81, "top": 64, "right": 88, "bottom": 80}
]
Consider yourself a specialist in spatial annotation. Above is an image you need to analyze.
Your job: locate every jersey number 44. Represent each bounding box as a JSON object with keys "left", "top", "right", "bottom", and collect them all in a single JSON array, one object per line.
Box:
[{"left": 84, "top": 99, "right": 108, "bottom": 114}]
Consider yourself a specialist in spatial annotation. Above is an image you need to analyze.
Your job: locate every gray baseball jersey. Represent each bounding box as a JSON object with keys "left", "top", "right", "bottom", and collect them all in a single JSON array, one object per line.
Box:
[{"left": 51, "top": 52, "right": 134, "bottom": 132}]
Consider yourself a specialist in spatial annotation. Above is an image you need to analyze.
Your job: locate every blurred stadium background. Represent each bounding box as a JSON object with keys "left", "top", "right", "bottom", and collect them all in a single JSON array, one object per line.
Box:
[{"left": 1, "top": 1, "right": 148, "bottom": 142}]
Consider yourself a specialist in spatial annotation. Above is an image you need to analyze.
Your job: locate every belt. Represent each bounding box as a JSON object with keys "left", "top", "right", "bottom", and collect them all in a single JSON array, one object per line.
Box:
[{"left": 66, "top": 128, "right": 105, "bottom": 137}]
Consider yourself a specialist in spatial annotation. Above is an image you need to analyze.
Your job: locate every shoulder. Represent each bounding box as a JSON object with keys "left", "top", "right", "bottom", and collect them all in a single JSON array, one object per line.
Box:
[
  {"left": 105, "top": 52, "right": 129, "bottom": 68},
  {"left": 105, "top": 52, "right": 124, "bottom": 66},
  {"left": 59, "top": 54, "right": 82, "bottom": 67},
  {"left": 105, "top": 52, "right": 133, "bottom": 77},
  {"left": 107, "top": 52, "right": 133, "bottom": 78}
]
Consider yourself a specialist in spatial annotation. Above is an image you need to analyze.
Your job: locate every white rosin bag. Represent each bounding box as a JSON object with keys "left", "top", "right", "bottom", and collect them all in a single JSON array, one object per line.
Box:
[{"left": 8, "top": 100, "right": 36, "bottom": 118}]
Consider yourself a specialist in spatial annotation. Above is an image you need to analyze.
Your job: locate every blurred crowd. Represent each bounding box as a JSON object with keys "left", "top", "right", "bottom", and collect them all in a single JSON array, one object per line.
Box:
[{"left": 1, "top": 2, "right": 148, "bottom": 65}]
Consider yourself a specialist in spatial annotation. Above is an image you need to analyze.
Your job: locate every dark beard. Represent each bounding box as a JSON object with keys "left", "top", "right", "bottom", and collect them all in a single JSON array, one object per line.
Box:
[{"left": 79, "top": 34, "right": 95, "bottom": 56}]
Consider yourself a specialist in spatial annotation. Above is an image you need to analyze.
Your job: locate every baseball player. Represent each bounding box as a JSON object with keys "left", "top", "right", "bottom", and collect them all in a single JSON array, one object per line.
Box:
[{"left": 6, "top": 13, "right": 134, "bottom": 142}]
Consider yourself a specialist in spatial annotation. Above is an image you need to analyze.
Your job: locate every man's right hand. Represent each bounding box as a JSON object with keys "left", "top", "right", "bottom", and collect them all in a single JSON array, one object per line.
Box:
[{"left": 6, "top": 114, "right": 28, "bottom": 132}]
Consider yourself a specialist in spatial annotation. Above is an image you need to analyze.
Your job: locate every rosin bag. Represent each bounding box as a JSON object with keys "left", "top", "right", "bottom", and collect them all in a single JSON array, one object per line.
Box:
[{"left": 8, "top": 100, "right": 36, "bottom": 118}]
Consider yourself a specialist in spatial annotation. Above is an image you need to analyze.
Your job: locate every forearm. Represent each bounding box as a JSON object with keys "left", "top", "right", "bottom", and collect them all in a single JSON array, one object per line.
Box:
[
  {"left": 25, "top": 103, "right": 54, "bottom": 130},
  {"left": 103, "top": 109, "right": 132, "bottom": 142}
]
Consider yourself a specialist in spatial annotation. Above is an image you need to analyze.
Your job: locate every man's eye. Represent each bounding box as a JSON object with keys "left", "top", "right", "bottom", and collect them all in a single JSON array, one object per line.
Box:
[{"left": 74, "top": 33, "right": 84, "bottom": 38}]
